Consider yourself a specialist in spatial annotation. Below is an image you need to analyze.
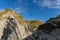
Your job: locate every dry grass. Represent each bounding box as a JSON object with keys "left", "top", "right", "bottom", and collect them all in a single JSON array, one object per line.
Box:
[{"left": 25, "top": 20, "right": 43, "bottom": 31}]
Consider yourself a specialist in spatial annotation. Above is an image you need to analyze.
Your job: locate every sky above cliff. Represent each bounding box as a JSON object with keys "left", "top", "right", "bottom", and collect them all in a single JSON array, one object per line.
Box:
[{"left": 0, "top": 0, "right": 60, "bottom": 22}]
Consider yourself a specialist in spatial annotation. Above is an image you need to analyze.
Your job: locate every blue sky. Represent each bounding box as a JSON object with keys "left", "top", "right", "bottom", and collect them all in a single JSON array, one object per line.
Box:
[{"left": 0, "top": 0, "right": 60, "bottom": 22}]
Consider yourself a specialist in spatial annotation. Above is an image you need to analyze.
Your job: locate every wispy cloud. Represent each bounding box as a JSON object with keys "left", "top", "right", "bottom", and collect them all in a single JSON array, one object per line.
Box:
[
  {"left": 15, "top": 7, "right": 28, "bottom": 13},
  {"left": 33, "top": 0, "right": 60, "bottom": 9},
  {"left": 15, "top": 0, "right": 28, "bottom": 13}
]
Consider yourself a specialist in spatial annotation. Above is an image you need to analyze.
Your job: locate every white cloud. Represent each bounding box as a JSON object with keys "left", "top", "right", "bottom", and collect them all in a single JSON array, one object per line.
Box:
[
  {"left": 33, "top": 0, "right": 60, "bottom": 9},
  {"left": 15, "top": 0, "right": 28, "bottom": 13},
  {"left": 15, "top": 7, "right": 22, "bottom": 13},
  {"left": 15, "top": 7, "right": 28, "bottom": 13}
]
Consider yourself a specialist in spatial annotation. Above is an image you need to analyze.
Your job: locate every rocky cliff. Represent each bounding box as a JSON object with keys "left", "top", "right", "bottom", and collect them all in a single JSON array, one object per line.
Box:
[
  {"left": 1, "top": 9, "right": 60, "bottom": 40},
  {"left": 0, "top": 9, "right": 43, "bottom": 40},
  {"left": 24, "top": 15, "right": 60, "bottom": 40}
]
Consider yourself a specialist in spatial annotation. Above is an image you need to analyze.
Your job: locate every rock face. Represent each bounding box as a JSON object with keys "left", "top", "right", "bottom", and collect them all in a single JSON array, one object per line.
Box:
[
  {"left": 1, "top": 9, "right": 60, "bottom": 40},
  {"left": 0, "top": 9, "right": 26, "bottom": 40},
  {"left": 24, "top": 15, "right": 60, "bottom": 40},
  {"left": 24, "top": 29, "right": 60, "bottom": 40},
  {"left": 1, "top": 17, "right": 22, "bottom": 40},
  {"left": 46, "top": 15, "right": 60, "bottom": 23},
  {"left": 0, "top": 9, "right": 43, "bottom": 40}
]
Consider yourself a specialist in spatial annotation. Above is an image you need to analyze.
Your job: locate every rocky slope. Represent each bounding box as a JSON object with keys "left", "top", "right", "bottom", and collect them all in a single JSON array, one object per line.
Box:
[
  {"left": 24, "top": 15, "right": 60, "bottom": 40},
  {"left": 1, "top": 9, "right": 60, "bottom": 40},
  {"left": 0, "top": 9, "right": 43, "bottom": 40},
  {"left": 25, "top": 20, "right": 43, "bottom": 31}
]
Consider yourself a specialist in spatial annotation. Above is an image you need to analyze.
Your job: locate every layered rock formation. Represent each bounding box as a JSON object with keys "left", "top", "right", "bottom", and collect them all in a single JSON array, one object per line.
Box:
[
  {"left": 0, "top": 9, "right": 43, "bottom": 40},
  {"left": 24, "top": 15, "right": 60, "bottom": 40},
  {"left": 1, "top": 9, "right": 60, "bottom": 40}
]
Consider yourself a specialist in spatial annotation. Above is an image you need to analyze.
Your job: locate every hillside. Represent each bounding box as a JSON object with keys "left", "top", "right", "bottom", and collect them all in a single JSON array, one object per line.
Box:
[
  {"left": 25, "top": 20, "right": 43, "bottom": 31},
  {"left": 24, "top": 15, "right": 60, "bottom": 40},
  {"left": 0, "top": 9, "right": 43, "bottom": 40}
]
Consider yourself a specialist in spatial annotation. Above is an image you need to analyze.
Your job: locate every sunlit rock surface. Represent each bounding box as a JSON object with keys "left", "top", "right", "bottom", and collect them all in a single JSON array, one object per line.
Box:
[
  {"left": 0, "top": 9, "right": 32, "bottom": 40},
  {"left": 0, "top": 9, "right": 43, "bottom": 40}
]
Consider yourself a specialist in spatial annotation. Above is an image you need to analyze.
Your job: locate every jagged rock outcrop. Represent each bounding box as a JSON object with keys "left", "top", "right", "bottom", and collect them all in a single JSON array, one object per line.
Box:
[
  {"left": 1, "top": 17, "right": 22, "bottom": 40},
  {"left": 0, "top": 9, "right": 26, "bottom": 40},
  {"left": 0, "top": 9, "right": 43, "bottom": 40},
  {"left": 46, "top": 15, "right": 60, "bottom": 24},
  {"left": 24, "top": 28, "right": 60, "bottom": 40},
  {"left": 0, "top": 10, "right": 26, "bottom": 40},
  {"left": 24, "top": 15, "right": 60, "bottom": 40}
]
